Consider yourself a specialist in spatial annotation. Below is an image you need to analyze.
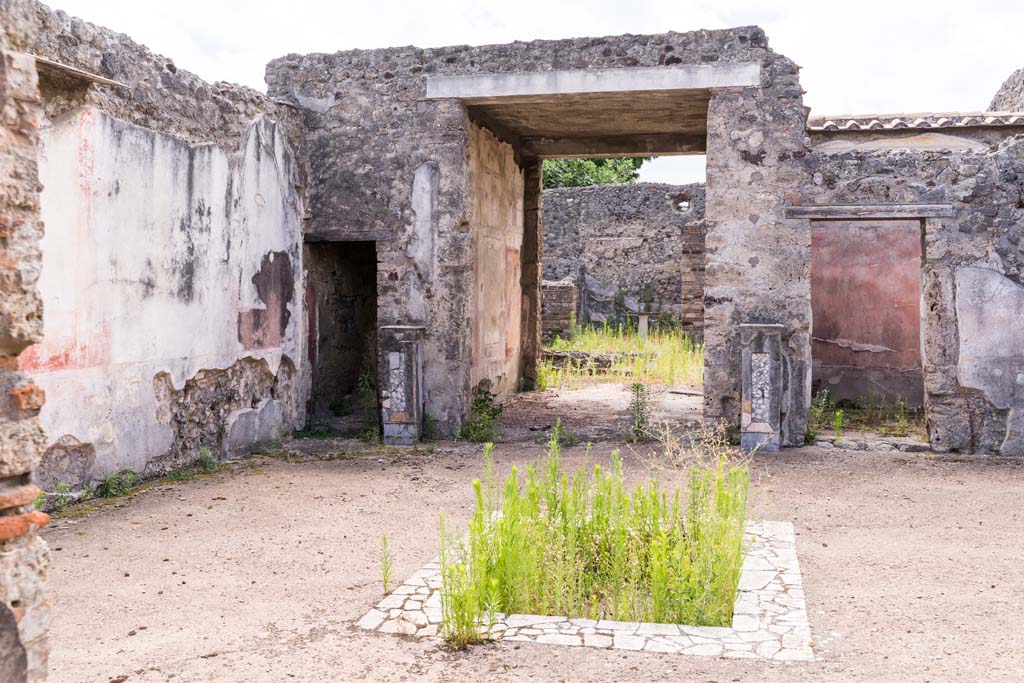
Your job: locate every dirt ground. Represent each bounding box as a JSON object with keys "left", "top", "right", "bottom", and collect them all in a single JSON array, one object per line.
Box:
[
  {"left": 42, "top": 437, "right": 1023, "bottom": 683},
  {"left": 501, "top": 382, "right": 702, "bottom": 442}
]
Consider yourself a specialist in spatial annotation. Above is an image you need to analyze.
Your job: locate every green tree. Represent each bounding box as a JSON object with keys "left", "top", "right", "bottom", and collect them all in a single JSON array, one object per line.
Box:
[{"left": 541, "top": 157, "right": 650, "bottom": 189}]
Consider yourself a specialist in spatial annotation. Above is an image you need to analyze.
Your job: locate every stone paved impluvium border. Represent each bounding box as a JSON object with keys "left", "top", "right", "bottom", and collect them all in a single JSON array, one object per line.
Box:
[{"left": 357, "top": 520, "right": 813, "bottom": 661}]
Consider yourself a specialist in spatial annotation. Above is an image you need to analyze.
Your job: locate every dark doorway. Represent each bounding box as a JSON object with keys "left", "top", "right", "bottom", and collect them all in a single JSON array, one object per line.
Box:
[{"left": 305, "top": 241, "right": 378, "bottom": 431}]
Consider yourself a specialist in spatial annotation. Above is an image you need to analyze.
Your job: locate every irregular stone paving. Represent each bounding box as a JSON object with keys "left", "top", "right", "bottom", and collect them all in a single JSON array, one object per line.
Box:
[
  {"left": 814, "top": 434, "right": 930, "bottom": 452},
  {"left": 357, "top": 521, "right": 813, "bottom": 661}
]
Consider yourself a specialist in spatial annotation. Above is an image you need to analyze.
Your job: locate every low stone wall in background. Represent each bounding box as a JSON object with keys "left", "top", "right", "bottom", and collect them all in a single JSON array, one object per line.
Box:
[{"left": 541, "top": 182, "right": 705, "bottom": 334}]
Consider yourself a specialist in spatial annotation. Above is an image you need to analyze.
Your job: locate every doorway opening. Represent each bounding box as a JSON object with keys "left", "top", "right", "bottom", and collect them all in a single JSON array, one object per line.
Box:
[
  {"left": 809, "top": 219, "right": 926, "bottom": 437},
  {"left": 305, "top": 241, "right": 379, "bottom": 434},
  {"left": 505, "top": 155, "right": 708, "bottom": 441}
]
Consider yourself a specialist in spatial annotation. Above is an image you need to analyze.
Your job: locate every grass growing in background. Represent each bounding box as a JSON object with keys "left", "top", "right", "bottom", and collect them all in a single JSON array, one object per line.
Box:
[
  {"left": 804, "top": 389, "right": 926, "bottom": 443},
  {"left": 380, "top": 533, "right": 394, "bottom": 594},
  {"left": 539, "top": 323, "right": 703, "bottom": 389},
  {"left": 438, "top": 427, "right": 749, "bottom": 647}
]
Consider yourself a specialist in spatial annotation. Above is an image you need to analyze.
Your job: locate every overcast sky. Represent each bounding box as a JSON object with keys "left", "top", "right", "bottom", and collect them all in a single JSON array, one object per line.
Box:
[{"left": 46, "top": 0, "right": 1019, "bottom": 183}]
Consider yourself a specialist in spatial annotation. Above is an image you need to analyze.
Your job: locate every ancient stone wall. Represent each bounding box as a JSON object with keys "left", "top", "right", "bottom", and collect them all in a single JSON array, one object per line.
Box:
[
  {"left": 0, "top": 1, "right": 49, "bottom": 679},
  {"left": 991, "top": 69, "right": 1024, "bottom": 111},
  {"left": 17, "top": 4, "right": 307, "bottom": 494},
  {"left": 805, "top": 126, "right": 1024, "bottom": 454},
  {"left": 541, "top": 182, "right": 705, "bottom": 331},
  {"left": 267, "top": 27, "right": 808, "bottom": 437},
  {"left": 703, "top": 51, "right": 810, "bottom": 445},
  {"left": 29, "top": 2, "right": 286, "bottom": 147}
]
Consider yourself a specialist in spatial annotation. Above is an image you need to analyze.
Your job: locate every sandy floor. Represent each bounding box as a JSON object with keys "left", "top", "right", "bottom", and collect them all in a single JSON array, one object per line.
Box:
[
  {"left": 500, "top": 382, "right": 702, "bottom": 442},
  {"left": 42, "top": 439, "right": 1024, "bottom": 683}
]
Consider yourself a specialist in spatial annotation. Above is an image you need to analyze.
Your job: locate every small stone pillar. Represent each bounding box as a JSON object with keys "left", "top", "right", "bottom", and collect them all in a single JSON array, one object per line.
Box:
[
  {"left": 379, "top": 325, "right": 425, "bottom": 445},
  {"left": 638, "top": 313, "right": 650, "bottom": 339},
  {"left": 740, "top": 323, "right": 785, "bottom": 452}
]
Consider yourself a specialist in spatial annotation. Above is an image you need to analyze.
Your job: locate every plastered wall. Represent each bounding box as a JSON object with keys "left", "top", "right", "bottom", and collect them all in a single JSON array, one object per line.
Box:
[
  {"left": 22, "top": 107, "right": 304, "bottom": 490},
  {"left": 469, "top": 123, "right": 524, "bottom": 396}
]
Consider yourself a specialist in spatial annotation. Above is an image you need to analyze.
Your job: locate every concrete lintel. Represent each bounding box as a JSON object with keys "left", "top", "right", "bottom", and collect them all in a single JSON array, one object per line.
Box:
[
  {"left": 522, "top": 133, "right": 706, "bottom": 158},
  {"left": 304, "top": 229, "right": 390, "bottom": 242},
  {"left": 785, "top": 204, "right": 955, "bottom": 220},
  {"left": 425, "top": 63, "right": 761, "bottom": 102}
]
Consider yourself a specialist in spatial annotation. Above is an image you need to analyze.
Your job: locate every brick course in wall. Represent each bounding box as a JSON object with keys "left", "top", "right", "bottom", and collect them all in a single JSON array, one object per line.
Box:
[{"left": 1, "top": 1, "right": 49, "bottom": 680}]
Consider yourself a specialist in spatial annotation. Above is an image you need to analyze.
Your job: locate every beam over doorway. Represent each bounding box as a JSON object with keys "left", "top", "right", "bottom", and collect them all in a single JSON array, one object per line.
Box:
[
  {"left": 521, "top": 132, "right": 706, "bottom": 158},
  {"left": 424, "top": 63, "right": 762, "bottom": 102},
  {"left": 785, "top": 204, "right": 955, "bottom": 220}
]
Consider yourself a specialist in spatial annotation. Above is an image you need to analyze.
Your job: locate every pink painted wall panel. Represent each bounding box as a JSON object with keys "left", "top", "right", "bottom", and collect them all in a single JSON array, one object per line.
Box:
[{"left": 811, "top": 219, "right": 924, "bottom": 404}]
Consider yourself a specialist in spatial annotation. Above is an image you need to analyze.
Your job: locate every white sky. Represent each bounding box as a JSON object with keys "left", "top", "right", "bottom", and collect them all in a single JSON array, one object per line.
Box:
[{"left": 46, "top": 0, "right": 1018, "bottom": 184}]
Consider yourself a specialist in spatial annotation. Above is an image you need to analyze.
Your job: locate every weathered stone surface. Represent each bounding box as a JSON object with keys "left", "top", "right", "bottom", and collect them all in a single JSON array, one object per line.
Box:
[
  {"left": 30, "top": 2, "right": 290, "bottom": 148},
  {"left": 268, "top": 27, "right": 808, "bottom": 438},
  {"left": 25, "top": 106, "right": 304, "bottom": 491},
  {"left": 1, "top": 2, "right": 49, "bottom": 678},
  {"left": 990, "top": 68, "right": 1024, "bottom": 112},
  {"left": 954, "top": 266, "right": 1024, "bottom": 455}
]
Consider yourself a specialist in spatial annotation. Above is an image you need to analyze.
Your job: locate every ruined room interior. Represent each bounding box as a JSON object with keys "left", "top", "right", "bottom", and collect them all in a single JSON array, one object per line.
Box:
[{"left": 2, "top": 0, "right": 1024, "bottom": 679}]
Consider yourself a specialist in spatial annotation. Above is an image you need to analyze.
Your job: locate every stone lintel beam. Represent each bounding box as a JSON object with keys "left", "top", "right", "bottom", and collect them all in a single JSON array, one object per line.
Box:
[
  {"left": 521, "top": 133, "right": 706, "bottom": 158},
  {"left": 785, "top": 204, "right": 955, "bottom": 220},
  {"left": 304, "top": 229, "right": 393, "bottom": 242},
  {"left": 425, "top": 63, "right": 762, "bottom": 103}
]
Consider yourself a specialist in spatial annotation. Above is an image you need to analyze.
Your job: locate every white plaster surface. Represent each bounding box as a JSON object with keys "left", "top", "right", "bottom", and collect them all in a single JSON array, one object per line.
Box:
[
  {"left": 955, "top": 266, "right": 1024, "bottom": 455},
  {"left": 426, "top": 63, "right": 762, "bottom": 100},
  {"left": 24, "top": 107, "right": 304, "bottom": 478},
  {"left": 359, "top": 521, "right": 813, "bottom": 662}
]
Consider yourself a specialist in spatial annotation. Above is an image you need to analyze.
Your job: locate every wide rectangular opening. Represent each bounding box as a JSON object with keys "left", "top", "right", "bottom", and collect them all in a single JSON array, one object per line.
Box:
[{"left": 810, "top": 219, "right": 925, "bottom": 408}]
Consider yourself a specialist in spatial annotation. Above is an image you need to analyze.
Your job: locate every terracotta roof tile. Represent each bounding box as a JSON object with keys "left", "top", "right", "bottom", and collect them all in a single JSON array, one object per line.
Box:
[{"left": 807, "top": 111, "right": 1024, "bottom": 131}]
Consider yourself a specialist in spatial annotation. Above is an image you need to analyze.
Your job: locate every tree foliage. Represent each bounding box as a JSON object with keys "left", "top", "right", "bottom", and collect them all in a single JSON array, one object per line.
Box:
[{"left": 541, "top": 157, "right": 650, "bottom": 189}]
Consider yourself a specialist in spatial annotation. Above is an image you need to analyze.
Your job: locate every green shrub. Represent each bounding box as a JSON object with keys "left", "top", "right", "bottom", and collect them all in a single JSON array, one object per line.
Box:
[
  {"left": 96, "top": 471, "right": 135, "bottom": 498},
  {"left": 421, "top": 412, "right": 438, "bottom": 441},
  {"left": 438, "top": 436, "right": 749, "bottom": 646},
  {"left": 629, "top": 382, "right": 649, "bottom": 442},
  {"left": 53, "top": 481, "right": 71, "bottom": 511},
  {"left": 380, "top": 533, "right": 394, "bottom": 594},
  {"left": 196, "top": 447, "right": 217, "bottom": 472},
  {"left": 548, "top": 418, "right": 577, "bottom": 447},
  {"left": 461, "top": 386, "right": 503, "bottom": 443},
  {"left": 833, "top": 409, "right": 844, "bottom": 440},
  {"left": 294, "top": 422, "right": 333, "bottom": 439}
]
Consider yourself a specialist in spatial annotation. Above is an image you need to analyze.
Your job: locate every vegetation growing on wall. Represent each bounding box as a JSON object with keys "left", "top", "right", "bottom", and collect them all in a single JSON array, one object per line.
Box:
[{"left": 438, "top": 429, "right": 749, "bottom": 647}]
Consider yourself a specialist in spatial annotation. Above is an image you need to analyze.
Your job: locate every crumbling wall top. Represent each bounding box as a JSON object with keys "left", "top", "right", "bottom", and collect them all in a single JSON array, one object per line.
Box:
[
  {"left": 991, "top": 68, "right": 1024, "bottom": 112},
  {"left": 266, "top": 25, "right": 795, "bottom": 103},
  {"left": 29, "top": 0, "right": 286, "bottom": 145}
]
